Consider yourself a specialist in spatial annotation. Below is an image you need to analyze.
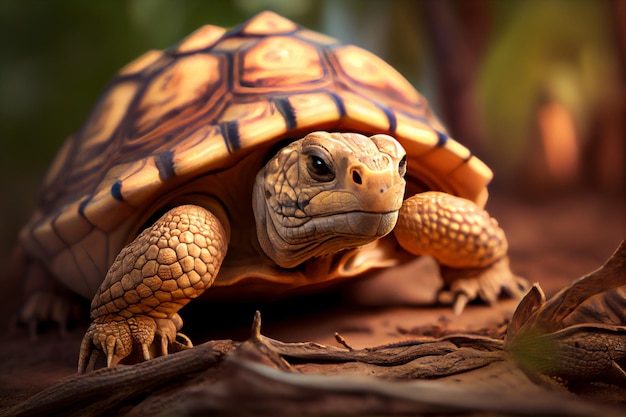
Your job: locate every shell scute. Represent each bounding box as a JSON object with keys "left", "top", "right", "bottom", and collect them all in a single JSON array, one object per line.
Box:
[
  {"left": 118, "top": 50, "right": 163, "bottom": 77},
  {"left": 240, "top": 10, "right": 298, "bottom": 35},
  {"left": 30, "top": 218, "right": 66, "bottom": 258},
  {"left": 240, "top": 36, "right": 325, "bottom": 88},
  {"left": 285, "top": 92, "right": 343, "bottom": 130},
  {"left": 394, "top": 112, "right": 440, "bottom": 155},
  {"left": 334, "top": 90, "right": 393, "bottom": 133},
  {"left": 219, "top": 99, "right": 289, "bottom": 150},
  {"left": 52, "top": 201, "right": 94, "bottom": 245},
  {"left": 449, "top": 158, "right": 492, "bottom": 207},
  {"left": 58, "top": 227, "right": 108, "bottom": 296},
  {"left": 51, "top": 249, "right": 91, "bottom": 295},
  {"left": 176, "top": 24, "right": 227, "bottom": 54},
  {"left": 332, "top": 44, "right": 421, "bottom": 107},
  {"left": 111, "top": 158, "right": 163, "bottom": 207},
  {"left": 135, "top": 53, "right": 224, "bottom": 137},
  {"left": 171, "top": 125, "right": 231, "bottom": 177},
  {"left": 419, "top": 141, "right": 472, "bottom": 176},
  {"left": 81, "top": 187, "right": 133, "bottom": 232},
  {"left": 82, "top": 81, "right": 140, "bottom": 150}
]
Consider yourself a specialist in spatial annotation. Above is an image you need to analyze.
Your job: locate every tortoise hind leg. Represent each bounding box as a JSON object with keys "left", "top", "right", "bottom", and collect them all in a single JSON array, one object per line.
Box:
[
  {"left": 394, "top": 191, "right": 528, "bottom": 314},
  {"left": 10, "top": 255, "right": 84, "bottom": 340},
  {"left": 78, "top": 204, "right": 229, "bottom": 373}
]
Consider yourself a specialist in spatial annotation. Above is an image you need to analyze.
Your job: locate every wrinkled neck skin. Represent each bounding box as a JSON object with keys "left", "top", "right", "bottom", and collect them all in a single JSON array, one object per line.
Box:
[{"left": 252, "top": 131, "right": 406, "bottom": 269}]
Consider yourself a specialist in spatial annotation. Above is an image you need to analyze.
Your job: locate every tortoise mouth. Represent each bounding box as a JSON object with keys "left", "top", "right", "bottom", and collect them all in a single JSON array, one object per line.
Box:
[
  {"left": 281, "top": 210, "right": 399, "bottom": 255},
  {"left": 273, "top": 210, "right": 399, "bottom": 269},
  {"left": 309, "top": 210, "right": 399, "bottom": 238},
  {"left": 258, "top": 207, "right": 400, "bottom": 269}
]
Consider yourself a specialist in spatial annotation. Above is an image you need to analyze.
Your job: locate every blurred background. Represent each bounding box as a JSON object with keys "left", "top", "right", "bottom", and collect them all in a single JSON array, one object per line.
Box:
[{"left": 0, "top": 0, "right": 624, "bottom": 289}]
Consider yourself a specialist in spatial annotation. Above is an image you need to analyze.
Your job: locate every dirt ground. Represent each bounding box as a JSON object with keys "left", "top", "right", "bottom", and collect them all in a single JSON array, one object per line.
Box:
[{"left": 0, "top": 190, "right": 624, "bottom": 412}]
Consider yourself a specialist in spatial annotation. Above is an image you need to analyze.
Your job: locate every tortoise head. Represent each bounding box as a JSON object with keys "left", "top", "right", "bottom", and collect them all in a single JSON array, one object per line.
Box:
[{"left": 253, "top": 131, "right": 407, "bottom": 268}]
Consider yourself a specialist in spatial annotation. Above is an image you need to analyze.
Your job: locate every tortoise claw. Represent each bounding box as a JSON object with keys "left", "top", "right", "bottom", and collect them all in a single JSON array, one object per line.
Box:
[
  {"left": 452, "top": 293, "right": 470, "bottom": 316},
  {"left": 176, "top": 332, "right": 193, "bottom": 348},
  {"left": 439, "top": 257, "right": 529, "bottom": 314},
  {"left": 77, "top": 314, "right": 189, "bottom": 373},
  {"left": 78, "top": 315, "right": 133, "bottom": 373}
]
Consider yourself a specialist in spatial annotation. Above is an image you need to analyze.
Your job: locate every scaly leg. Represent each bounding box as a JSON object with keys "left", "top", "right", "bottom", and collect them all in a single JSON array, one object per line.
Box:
[
  {"left": 394, "top": 191, "right": 527, "bottom": 313},
  {"left": 10, "top": 254, "right": 84, "bottom": 340},
  {"left": 78, "top": 204, "right": 229, "bottom": 373}
]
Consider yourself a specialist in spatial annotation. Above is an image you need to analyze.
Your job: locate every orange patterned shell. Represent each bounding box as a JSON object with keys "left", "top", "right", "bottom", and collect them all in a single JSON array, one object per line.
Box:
[{"left": 20, "top": 11, "right": 492, "bottom": 298}]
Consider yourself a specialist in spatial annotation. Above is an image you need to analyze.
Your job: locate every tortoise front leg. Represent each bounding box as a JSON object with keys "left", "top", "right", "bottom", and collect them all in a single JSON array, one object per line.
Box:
[
  {"left": 394, "top": 191, "right": 527, "bottom": 313},
  {"left": 78, "top": 204, "right": 229, "bottom": 373}
]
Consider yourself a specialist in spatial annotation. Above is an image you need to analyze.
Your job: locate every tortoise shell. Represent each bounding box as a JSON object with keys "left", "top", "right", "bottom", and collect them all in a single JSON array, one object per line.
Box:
[{"left": 20, "top": 11, "right": 492, "bottom": 299}]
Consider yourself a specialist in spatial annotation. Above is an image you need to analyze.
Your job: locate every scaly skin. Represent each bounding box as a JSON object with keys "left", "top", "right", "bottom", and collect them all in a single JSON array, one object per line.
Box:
[
  {"left": 78, "top": 205, "right": 228, "bottom": 373},
  {"left": 395, "top": 192, "right": 507, "bottom": 268}
]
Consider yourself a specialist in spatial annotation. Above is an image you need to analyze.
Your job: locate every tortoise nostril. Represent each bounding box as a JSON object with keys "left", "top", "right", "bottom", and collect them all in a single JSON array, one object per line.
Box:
[{"left": 352, "top": 170, "right": 363, "bottom": 185}]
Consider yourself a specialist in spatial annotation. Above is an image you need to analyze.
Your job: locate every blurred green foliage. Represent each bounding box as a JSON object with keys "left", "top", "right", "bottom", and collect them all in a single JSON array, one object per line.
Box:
[{"left": 479, "top": 0, "right": 621, "bottom": 182}]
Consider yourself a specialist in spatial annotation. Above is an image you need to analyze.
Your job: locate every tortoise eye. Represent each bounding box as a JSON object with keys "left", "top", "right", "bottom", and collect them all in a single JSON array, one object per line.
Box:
[
  {"left": 307, "top": 155, "right": 335, "bottom": 182},
  {"left": 398, "top": 154, "right": 407, "bottom": 177}
]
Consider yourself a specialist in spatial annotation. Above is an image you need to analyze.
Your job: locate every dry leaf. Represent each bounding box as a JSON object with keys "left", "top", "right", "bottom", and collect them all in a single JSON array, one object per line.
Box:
[{"left": 505, "top": 242, "right": 626, "bottom": 383}]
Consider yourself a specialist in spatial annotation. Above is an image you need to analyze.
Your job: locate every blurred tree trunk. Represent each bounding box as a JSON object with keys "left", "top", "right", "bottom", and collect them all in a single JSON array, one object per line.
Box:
[
  {"left": 585, "top": 0, "right": 625, "bottom": 195},
  {"left": 422, "top": 0, "right": 491, "bottom": 155}
]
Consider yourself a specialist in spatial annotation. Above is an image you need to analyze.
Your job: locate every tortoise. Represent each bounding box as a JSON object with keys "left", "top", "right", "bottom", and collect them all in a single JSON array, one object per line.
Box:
[{"left": 16, "top": 11, "right": 525, "bottom": 373}]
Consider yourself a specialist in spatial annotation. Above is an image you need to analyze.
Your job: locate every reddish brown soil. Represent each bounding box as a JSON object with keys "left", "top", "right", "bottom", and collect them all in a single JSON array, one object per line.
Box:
[{"left": 0, "top": 191, "right": 623, "bottom": 411}]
